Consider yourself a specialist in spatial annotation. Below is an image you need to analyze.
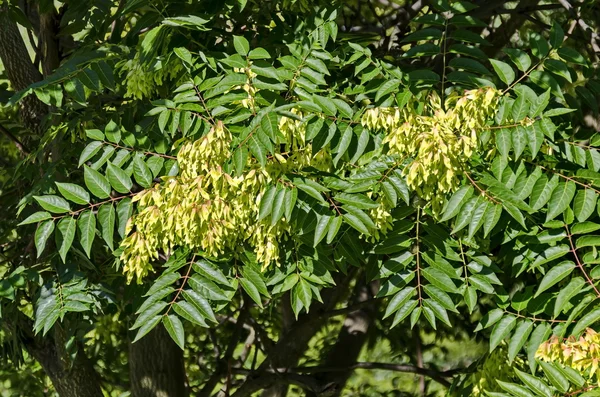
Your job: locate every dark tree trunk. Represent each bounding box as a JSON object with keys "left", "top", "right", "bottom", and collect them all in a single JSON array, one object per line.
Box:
[
  {"left": 4, "top": 312, "right": 104, "bottom": 397},
  {"left": 28, "top": 337, "right": 104, "bottom": 397},
  {"left": 38, "top": 6, "right": 60, "bottom": 77},
  {"left": 129, "top": 324, "right": 189, "bottom": 397},
  {"left": 0, "top": 6, "right": 47, "bottom": 132}
]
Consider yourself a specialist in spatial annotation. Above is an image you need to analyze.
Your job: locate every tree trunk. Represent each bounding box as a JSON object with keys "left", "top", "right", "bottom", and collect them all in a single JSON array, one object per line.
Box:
[
  {"left": 4, "top": 312, "right": 104, "bottom": 397},
  {"left": 0, "top": 5, "right": 47, "bottom": 132},
  {"left": 129, "top": 324, "right": 189, "bottom": 397},
  {"left": 28, "top": 339, "right": 104, "bottom": 397}
]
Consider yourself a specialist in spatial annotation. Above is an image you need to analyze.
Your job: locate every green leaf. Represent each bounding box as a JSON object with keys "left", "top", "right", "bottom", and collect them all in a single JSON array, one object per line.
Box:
[
  {"left": 131, "top": 301, "right": 168, "bottom": 330},
  {"left": 422, "top": 268, "right": 456, "bottom": 293},
  {"left": 558, "top": 47, "right": 587, "bottom": 66},
  {"left": 183, "top": 290, "right": 217, "bottom": 323},
  {"left": 441, "top": 186, "right": 474, "bottom": 221},
  {"left": 259, "top": 185, "right": 277, "bottom": 221},
  {"left": 106, "top": 162, "right": 133, "bottom": 194},
  {"left": 116, "top": 198, "right": 132, "bottom": 238},
  {"left": 424, "top": 299, "right": 451, "bottom": 327},
  {"left": 33, "top": 196, "right": 70, "bottom": 214},
  {"left": 79, "top": 141, "right": 103, "bottom": 166},
  {"left": 504, "top": 48, "right": 531, "bottom": 72},
  {"left": 423, "top": 284, "right": 458, "bottom": 313},
  {"left": 342, "top": 212, "right": 370, "bottom": 235},
  {"left": 544, "top": 59, "right": 572, "bottom": 83},
  {"left": 391, "top": 300, "right": 419, "bottom": 328},
  {"left": 194, "top": 259, "right": 230, "bottom": 287},
  {"left": 545, "top": 181, "right": 576, "bottom": 222},
  {"left": 512, "top": 126, "right": 527, "bottom": 159},
  {"left": 527, "top": 323, "right": 551, "bottom": 372},
  {"left": 173, "top": 301, "right": 208, "bottom": 327},
  {"left": 248, "top": 133, "right": 267, "bottom": 166},
  {"left": 56, "top": 217, "right": 76, "bottom": 263},
  {"left": 97, "top": 204, "right": 115, "bottom": 251},
  {"left": 572, "top": 306, "right": 600, "bottom": 336},
  {"left": 554, "top": 277, "right": 585, "bottom": 318},
  {"left": 539, "top": 361, "right": 569, "bottom": 393},
  {"left": 496, "top": 129, "right": 512, "bottom": 158},
  {"left": 489, "top": 59, "right": 515, "bottom": 86},
  {"left": 514, "top": 368, "right": 552, "bottom": 397},
  {"left": 530, "top": 33, "right": 549, "bottom": 58},
  {"left": 239, "top": 278, "right": 263, "bottom": 308},
  {"left": 335, "top": 193, "right": 379, "bottom": 209},
  {"left": 18, "top": 211, "right": 51, "bottom": 226},
  {"left": 574, "top": 189, "right": 597, "bottom": 222},
  {"left": 375, "top": 79, "right": 401, "bottom": 102},
  {"left": 383, "top": 287, "right": 414, "bottom": 319},
  {"left": 84, "top": 166, "right": 111, "bottom": 199},
  {"left": 271, "top": 187, "right": 286, "bottom": 226},
  {"left": 326, "top": 216, "right": 342, "bottom": 244},
  {"left": 162, "top": 315, "right": 185, "bottom": 349},
  {"left": 77, "top": 210, "right": 96, "bottom": 258},
  {"left": 535, "top": 261, "right": 575, "bottom": 297},
  {"left": 526, "top": 124, "right": 544, "bottom": 158},
  {"left": 507, "top": 320, "right": 533, "bottom": 363},
  {"left": 332, "top": 125, "right": 353, "bottom": 165},
  {"left": 133, "top": 156, "right": 153, "bottom": 188},
  {"left": 56, "top": 182, "right": 90, "bottom": 205},
  {"left": 233, "top": 35, "right": 249, "bottom": 56},
  {"left": 549, "top": 21, "right": 564, "bottom": 48},
  {"left": 512, "top": 97, "right": 530, "bottom": 122},
  {"left": 503, "top": 202, "right": 526, "bottom": 228},
  {"left": 529, "top": 70, "right": 564, "bottom": 101},
  {"left": 313, "top": 215, "right": 331, "bottom": 247},
  {"left": 132, "top": 315, "right": 162, "bottom": 343},
  {"left": 104, "top": 120, "right": 120, "bottom": 143},
  {"left": 296, "top": 279, "right": 313, "bottom": 311},
  {"left": 86, "top": 129, "right": 104, "bottom": 141},
  {"left": 35, "top": 220, "right": 54, "bottom": 258},
  {"left": 556, "top": 364, "right": 586, "bottom": 388},
  {"left": 489, "top": 315, "right": 516, "bottom": 352},
  {"left": 496, "top": 380, "right": 535, "bottom": 397},
  {"left": 260, "top": 113, "right": 279, "bottom": 143}
]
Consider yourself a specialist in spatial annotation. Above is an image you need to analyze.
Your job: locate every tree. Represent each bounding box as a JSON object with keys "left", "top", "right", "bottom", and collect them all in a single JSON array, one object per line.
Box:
[{"left": 1, "top": 0, "right": 600, "bottom": 396}]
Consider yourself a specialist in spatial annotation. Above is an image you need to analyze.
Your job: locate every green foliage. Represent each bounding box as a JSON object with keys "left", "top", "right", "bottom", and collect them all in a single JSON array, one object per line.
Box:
[{"left": 2, "top": 0, "right": 600, "bottom": 396}]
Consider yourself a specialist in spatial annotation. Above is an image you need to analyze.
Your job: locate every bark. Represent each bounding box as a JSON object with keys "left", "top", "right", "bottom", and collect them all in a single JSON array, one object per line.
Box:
[
  {"left": 129, "top": 324, "right": 189, "bottom": 397},
  {"left": 28, "top": 335, "right": 104, "bottom": 397},
  {"left": 3, "top": 312, "right": 103, "bottom": 397},
  {"left": 38, "top": 6, "right": 60, "bottom": 77},
  {"left": 0, "top": 5, "right": 47, "bottom": 131}
]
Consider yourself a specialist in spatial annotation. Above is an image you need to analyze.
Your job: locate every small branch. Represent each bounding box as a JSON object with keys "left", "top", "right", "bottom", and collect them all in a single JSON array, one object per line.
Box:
[
  {"left": 102, "top": 140, "right": 177, "bottom": 160},
  {"left": 241, "top": 362, "right": 460, "bottom": 388},
  {"left": 0, "top": 123, "right": 30, "bottom": 155},
  {"left": 565, "top": 224, "right": 600, "bottom": 298},
  {"left": 324, "top": 298, "right": 379, "bottom": 318}
]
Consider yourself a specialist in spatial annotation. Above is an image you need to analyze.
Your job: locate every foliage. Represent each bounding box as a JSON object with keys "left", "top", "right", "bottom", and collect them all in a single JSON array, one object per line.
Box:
[{"left": 2, "top": 0, "right": 600, "bottom": 396}]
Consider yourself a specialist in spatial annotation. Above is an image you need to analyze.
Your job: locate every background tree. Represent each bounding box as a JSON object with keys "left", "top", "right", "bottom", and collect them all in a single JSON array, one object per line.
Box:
[{"left": 1, "top": 1, "right": 600, "bottom": 397}]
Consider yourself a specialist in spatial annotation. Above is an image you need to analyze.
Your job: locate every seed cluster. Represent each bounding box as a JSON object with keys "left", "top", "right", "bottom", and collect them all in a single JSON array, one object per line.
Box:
[
  {"left": 362, "top": 88, "right": 499, "bottom": 212},
  {"left": 537, "top": 329, "right": 600, "bottom": 383}
]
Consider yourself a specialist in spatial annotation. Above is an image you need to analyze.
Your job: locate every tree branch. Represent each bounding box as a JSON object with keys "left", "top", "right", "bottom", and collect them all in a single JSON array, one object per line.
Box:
[{"left": 0, "top": 123, "right": 30, "bottom": 155}]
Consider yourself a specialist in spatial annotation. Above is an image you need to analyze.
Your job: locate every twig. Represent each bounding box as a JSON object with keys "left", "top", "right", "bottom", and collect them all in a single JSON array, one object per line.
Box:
[
  {"left": 565, "top": 224, "right": 600, "bottom": 298},
  {"left": 0, "top": 123, "right": 30, "bottom": 155}
]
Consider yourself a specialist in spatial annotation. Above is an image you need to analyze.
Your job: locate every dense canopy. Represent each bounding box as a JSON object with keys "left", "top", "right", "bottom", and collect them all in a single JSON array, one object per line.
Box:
[{"left": 2, "top": 1, "right": 600, "bottom": 396}]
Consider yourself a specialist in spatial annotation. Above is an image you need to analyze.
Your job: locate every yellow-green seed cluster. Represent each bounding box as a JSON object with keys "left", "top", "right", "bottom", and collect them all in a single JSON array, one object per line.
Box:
[
  {"left": 537, "top": 329, "right": 600, "bottom": 384},
  {"left": 362, "top": 88, "right": 499, "bottom": 212}
]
